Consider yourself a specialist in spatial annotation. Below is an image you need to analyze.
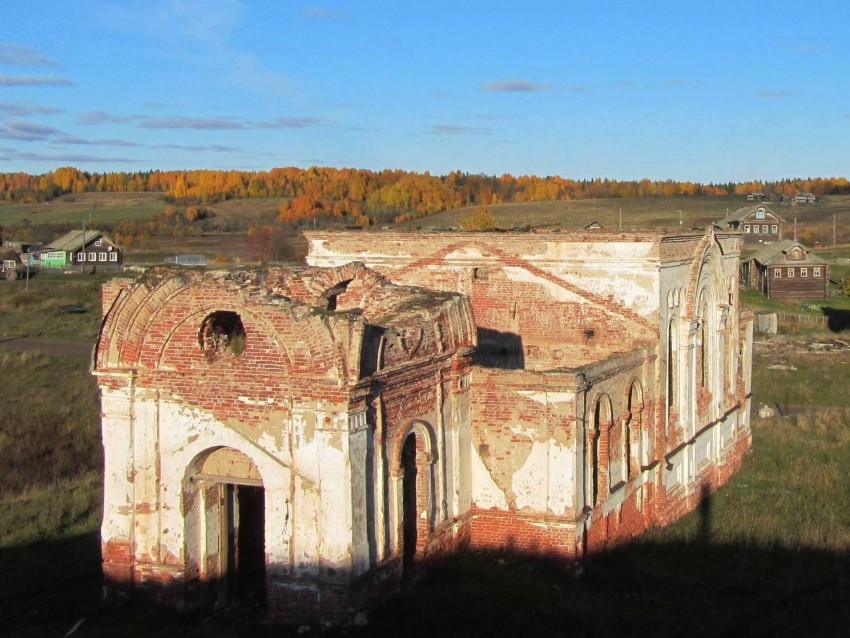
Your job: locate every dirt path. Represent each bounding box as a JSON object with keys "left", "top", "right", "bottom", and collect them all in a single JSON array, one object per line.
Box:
[{"left": 0, "top": 336, "right": 93, "bottom": 357}]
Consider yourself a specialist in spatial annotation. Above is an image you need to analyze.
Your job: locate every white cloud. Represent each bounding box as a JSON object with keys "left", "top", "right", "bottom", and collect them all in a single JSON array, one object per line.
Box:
[
  {"left": 0, "top": 44, "right": 57, "bottom": 66},
  {"left": 0, "top": 75, "right": 73, "bottom": 87},
  {"left": 482, "top": 80, "right": 551, "bottom": 93}
]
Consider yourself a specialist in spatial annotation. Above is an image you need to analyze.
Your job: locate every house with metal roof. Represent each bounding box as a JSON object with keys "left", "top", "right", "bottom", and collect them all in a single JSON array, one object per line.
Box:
[
  {"left": 718, "top": 205, "right": 786, "bottom": 246},
  {"left": 743, "top": 239, "right": 828, "bottom": 299},
  {"left": 794, "top": 193, "right": 818, "bottom": 204},
  {"left": 39, "top": 229, "right": 122, "bottom": 270}
]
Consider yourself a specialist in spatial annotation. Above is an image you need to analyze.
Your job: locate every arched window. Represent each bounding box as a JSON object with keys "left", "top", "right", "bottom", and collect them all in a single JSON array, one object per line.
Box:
[
  {"left": 199, "top": 311, "right": 246, "bottom": 361},
  {"left": 667, "top": 317, "right": 677, "bottom": 410},
  {"left": 627, "top": 382, "right": 645, "bottom": 475},
  {"left": 588, "top": 394, "right": 614, "bottom": 503}
]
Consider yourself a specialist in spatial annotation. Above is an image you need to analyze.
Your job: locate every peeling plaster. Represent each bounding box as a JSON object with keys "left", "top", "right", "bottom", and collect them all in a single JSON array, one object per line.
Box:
[
  {"left": 237, "top": 396, "right": 277, "bottom": 406},
  {"left": 509, "top": 439, "right": 575, "bottom": 514},
  {"left": 471, "top": 448, "right": 508, "bottom": 510},
  {"left": 445, "top": 246, "right": 487, "bottom": 260},
  {"left": 504, "top": 267, "right": 590, "bottom": 304},
  {"left": 515, "top": 390, "right": 574, "bottom": 405},
  {"left": 309, "top": 238, "right": 413, "bottom": 265}
]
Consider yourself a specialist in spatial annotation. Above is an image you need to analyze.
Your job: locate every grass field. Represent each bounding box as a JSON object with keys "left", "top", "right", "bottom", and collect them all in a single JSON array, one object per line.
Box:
[
  {"left": 3, "top": 200, "right": 850, "bottom": 635},
  {"left": 0, "top": 271, "right": 107, "bottom": 341},
  {"left": 0, "top": 192, "right": 288, "bottom": 230},
  {"left": 398, "top": 194, "right": 850, "bottom": 238},
  {"left": 5, "top": 191, "right": 850, "bottom": 239},
  {"left": 0, "top": 192, "right": 165, "bottom": 226},
  {"left": 1, "top": 269, "right": 850, "bottom": 636}
]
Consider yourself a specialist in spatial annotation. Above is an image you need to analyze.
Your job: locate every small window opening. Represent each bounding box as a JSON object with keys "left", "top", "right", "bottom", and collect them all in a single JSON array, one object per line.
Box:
[{"left": 200, "top": 311, "right": 246, "bottom": 360}]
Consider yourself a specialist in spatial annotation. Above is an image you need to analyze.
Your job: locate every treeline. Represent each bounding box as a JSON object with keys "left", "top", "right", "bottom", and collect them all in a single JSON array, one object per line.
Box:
[{"left": 3, "top": 167, "right": 850, "bottom": 227}]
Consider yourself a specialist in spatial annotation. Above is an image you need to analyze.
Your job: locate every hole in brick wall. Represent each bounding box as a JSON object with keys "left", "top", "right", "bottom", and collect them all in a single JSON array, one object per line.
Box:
[{"left": 200, "top": 311, "right": 246, "bottom": 360}]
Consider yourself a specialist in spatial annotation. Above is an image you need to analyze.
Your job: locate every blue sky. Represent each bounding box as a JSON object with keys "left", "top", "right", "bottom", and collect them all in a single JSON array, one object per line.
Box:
[{"left": 1, "top": 0, "right": 847, "bottom": 182}]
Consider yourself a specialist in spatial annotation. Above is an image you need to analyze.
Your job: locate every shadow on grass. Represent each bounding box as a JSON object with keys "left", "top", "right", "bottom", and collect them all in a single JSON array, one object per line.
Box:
[
  {"left": 821, "top": 306, "right": 850, "bottom": 332},
  {"left": 369, "top": 541, "right": 850, "bottom": 638},
  {"left": 4, "top": 530, "right": 850, "bottom": 637}
]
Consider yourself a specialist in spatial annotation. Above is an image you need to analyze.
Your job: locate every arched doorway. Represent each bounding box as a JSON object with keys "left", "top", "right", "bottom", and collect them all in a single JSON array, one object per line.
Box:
[
  {"left": 186, "top": 447, "right": 266, "bottom": 607},
  {"left": 395, "top": 423, "right": 436, "bottom": 580},
  {"left": 401, "top": 435, "right": 418, "bottom": 569}
]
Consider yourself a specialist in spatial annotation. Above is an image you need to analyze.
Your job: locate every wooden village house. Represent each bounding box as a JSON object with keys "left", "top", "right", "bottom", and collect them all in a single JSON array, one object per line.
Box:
[
  {"left": 743, "top": 239, "right": 828, "bottom": 299},
  {"left": 718, "top": 205, "right": 785, "bottom": 246},
  {"left": 38, "top": 229, "right": 122, "bottom": 271}
]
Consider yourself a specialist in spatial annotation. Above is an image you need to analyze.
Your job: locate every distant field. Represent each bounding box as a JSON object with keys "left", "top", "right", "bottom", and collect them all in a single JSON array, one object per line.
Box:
[
  {"left": 398, "top": 195, "right": 850, "bottom": 238},
  {"left": 0, "top": 192, "right": 291, "bottom": 228},
  {"left": 207, "top": 196, "right": 288, "bottom": 223},
  {"left": 123, "top": 232, "right": 308, "bottom": 265},
  {"left": 0, "top": 192, "right": 165, "bottom": 226},
  {"left": 6, "top": 191, "right": 850, "bottom": 243}
]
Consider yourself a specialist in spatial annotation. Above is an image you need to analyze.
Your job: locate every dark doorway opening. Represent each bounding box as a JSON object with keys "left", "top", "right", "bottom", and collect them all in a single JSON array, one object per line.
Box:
[
  {"left": 221, "top": 484, "right": 266, "bottom": 608},
  {"left": 402, "top": 435, "right": 418, "bottom": 573}
]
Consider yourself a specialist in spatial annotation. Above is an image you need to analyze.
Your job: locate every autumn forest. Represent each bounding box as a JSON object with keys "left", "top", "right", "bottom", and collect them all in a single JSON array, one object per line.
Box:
[
  {"left": 3, "top": 166, "right": 850, "bottom": 261},
  {"left": 5, "top": 166, "right": 850, "bottom": 222}
]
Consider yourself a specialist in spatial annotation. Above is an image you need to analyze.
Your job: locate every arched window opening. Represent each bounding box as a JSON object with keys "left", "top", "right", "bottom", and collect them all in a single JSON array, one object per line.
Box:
[
  {"left": 395, "top": 423, "right": 436, "bottom": 579},
  {"left": 700, "top": 318, "right": 708, "bottom": 388},
  {"left": 627, "top": 382, "right": 645, "bottom": 476},
  {"left": 401, "top": 435, "right": 418, "bottom": 569},
  {"left": 325, "top": 278, "right": 366, "bottom": 312},
  {"left": 588, "top": 406, "right": 600, "bottom": 508},
  {"left": 199, "top": 311, "right": 246, "bottom": 360},
  {"left": 667, "top": 318, "right": 677, "bottom": 409},
  {"left": 588, "top": 395, "right": 613, "bottom": 504}
]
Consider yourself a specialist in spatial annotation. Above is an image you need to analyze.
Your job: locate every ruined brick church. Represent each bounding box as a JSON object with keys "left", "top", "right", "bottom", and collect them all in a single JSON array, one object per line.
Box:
[{"left": 94, "top": 227, "right": 752, "bottom": 623}]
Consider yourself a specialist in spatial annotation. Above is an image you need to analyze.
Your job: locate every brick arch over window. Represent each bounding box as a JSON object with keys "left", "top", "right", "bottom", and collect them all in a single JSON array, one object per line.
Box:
[
  {"left": 303, "top": 261, "right": 390, "bottom": 305},
  {"left": 182, "top": 445, "right": 267, "bottom": 583},
  {"left": 586, "top": 393, "right": 613, "bottom": 507},
  {"left": 153, "top": 305, "right": 289, "bottom": 370},
  {"left": 390, "top": 420, "right": 438, "bottom": 562},
  {"left": 95, "top": 273, "right": 346, "bottom": 376},
  {"left": 684, "top": 232, "right": 726, "bottom": 318},
  {"left": 624, "top": 379, "right": 647, "bottom": 475},
  {"left": 391, "top": 420, "right": 438, "bottom": 475}
]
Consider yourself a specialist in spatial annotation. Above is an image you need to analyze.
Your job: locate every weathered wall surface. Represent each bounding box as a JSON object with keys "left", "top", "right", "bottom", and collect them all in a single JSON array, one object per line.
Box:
[
  {"left": 306, "top": 228, "right": 753, "bottom": 558},
  {"left": 96, "top": 227, "right": 753, "bottom": 625},
  {"left": 95, "top": 264, "right": 476, "bottom": 623},
  {"left": 306, "top": 231, "right": 661, "bottom": 369}
]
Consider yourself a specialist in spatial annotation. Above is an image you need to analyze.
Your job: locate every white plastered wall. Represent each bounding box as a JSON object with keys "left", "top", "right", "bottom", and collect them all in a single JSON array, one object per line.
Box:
[{"left": 100, "top": 387, "right": 367, "bottom": 585}]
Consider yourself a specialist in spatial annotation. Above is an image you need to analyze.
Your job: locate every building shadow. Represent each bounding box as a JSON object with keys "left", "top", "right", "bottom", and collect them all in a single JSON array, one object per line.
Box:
[
  {"left": 698, "top": 483, "right": 713, "bottom": 544},
  {"left": 473, "top": 328, "right": 525, "bottom": 369},
  {"left": 7, "top": 526, "right": 850, "bottom": 637}
]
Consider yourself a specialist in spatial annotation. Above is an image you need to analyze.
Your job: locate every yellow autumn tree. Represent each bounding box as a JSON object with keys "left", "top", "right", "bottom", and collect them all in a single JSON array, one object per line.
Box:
[{"left": 460, "top": 206, "right": 495, "bottom": 230}]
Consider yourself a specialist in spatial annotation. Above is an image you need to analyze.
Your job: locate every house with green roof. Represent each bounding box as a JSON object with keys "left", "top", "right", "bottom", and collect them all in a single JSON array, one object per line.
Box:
[{"left": 39, "top": 229, "right": 122, "bottom": 270}]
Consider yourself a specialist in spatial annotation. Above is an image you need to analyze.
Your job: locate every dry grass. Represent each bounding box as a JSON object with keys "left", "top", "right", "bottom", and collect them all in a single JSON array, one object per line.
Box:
[
  {"left": 0, "top": 271, "right": 106, "bottom": 340},
  {"left": 0, "top": 350, "right": 101, "bottom": 495},
  {"left": 0, "top": 191, "right": 164, "bottom": 226},
  {"left": 394, "top": 194, "right": 850, "bottom": 237},
  {"left": 1, "top": 242, "right": 849, "bottom": 635}
]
